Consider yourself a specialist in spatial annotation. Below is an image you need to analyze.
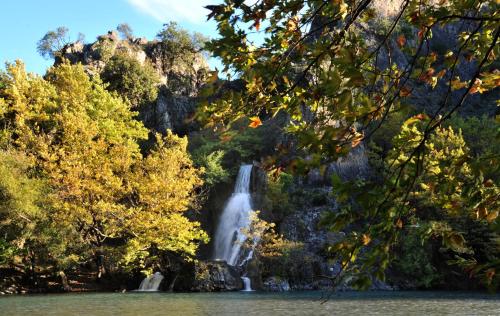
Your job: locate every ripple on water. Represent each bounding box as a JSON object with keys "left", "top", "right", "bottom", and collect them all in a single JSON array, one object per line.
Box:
[{"left": 0, "top": 291, "right": 499, "bottom": 316}]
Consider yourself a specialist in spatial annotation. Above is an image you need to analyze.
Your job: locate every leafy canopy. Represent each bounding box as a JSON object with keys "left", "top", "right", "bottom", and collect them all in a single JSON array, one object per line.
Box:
[
  {"left": 0, "top": 61, "right": 207, "bottom": 272},
  {"left": 203, "top": 0, "right": 500, "bottom": 289}
]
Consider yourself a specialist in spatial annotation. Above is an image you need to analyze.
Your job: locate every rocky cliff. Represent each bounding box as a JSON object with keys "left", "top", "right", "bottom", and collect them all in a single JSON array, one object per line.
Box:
[{"left": 57, "top": 30, "right": 209, "bottom": 136}]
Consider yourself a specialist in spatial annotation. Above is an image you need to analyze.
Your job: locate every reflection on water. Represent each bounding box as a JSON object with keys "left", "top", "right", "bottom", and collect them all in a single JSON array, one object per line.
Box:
[{"left": 0, "top": 291, "right": 499, "bottom": 316}]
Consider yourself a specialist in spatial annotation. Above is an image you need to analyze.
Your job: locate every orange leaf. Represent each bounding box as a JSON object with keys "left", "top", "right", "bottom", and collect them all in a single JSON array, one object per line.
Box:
[
  {"left": 352, "top": 135, "right": 363, "bottom": 148},
  {"left": 397, "top": 35, "right": 406, "bottom": 48},
  {"left": 399, "top": 86, "right": 411, "bottom": 97},
  {"left": 414, "top": 113, "right": 427, "bottom": 120},
  {"left": 362, "top": 234, "right": 371, "bottom": 246},
  {"left": 486, "top": 268, "right": 496, "bottom": 283},
  {"left": 254, "top": 19, "right": 261, "bottom": 31},
  {"left": 396, "top": 218, "right": 403, "bottom": 229},
  {"left": 486, "top": 211, "right": 498, "bottom": 223},
  {"left": 418, "top": 29, "right": 425, "bottom": 40},
  {"left": 436, "top": 69, "right": 447, "bottom": 78},
  {"left": 220, "top": 134, "right": 233, "bottom": 143},
  {"left": 249, "top": 116, "right": 262, "bottom": 128},
  {"left": 476, "top": 207, "right": 488, "bottom": 219}
]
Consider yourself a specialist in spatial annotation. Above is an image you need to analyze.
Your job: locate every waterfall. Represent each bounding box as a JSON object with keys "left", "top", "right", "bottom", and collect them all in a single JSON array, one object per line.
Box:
[
  {"left": 213, "top": 164, "right": 253, "bottom": 266},
  {"left": 137, "top": 272, "right": 164, "bottom": 291},
  {"left": 241, "top": 277, "right": 254, "bottom": 292}
]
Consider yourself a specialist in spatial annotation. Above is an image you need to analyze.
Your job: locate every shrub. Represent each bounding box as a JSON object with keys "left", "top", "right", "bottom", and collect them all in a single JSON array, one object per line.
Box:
[{"left": 101, "top": 52, "right": 160, "bottom": 107}]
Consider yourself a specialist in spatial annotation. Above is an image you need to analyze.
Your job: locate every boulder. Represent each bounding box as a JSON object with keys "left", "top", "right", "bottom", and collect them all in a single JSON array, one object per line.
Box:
[
  {"left": 191, "top": 260, "right": 243, "bottom": 291},
  {"left": 262, "top": 277, "right": 290, "bottom": 292}
]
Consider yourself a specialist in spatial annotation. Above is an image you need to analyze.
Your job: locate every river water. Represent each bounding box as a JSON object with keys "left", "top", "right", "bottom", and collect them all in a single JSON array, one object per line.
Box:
[{"left": 0, "top": 291, "right": 499, "bottom": 315}]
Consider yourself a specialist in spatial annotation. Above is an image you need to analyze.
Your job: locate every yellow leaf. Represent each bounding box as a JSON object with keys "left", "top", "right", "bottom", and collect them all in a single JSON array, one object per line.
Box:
[
  {"left": 362, "top": 234, "right": 371, "bottom": 245},
  {"left": 486, "top": 211, "right": 498, "bottom": 223},
  {"left": 249, "top": 116, "right": 262, "bottom": 128}
]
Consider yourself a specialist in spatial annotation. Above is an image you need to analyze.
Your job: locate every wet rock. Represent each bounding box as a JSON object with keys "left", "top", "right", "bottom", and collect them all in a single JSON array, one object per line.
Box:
[
  {"left": 191, "top": 260, "right": 243, "bottom": 292},
  {"left": 262, "top": 277, "right": 290, "bottom": 292}
]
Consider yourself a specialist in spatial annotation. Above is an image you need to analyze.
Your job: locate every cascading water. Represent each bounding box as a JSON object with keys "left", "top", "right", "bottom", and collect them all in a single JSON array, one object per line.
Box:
[
  {"left": 241, "top": 277, "right": 254, "bottom": 292},
  {"left": 137, "top": 272, "right": 164, "bottom": 291},
  {"left": 213, "top": 164, "right": 255, "bottom": 290}
]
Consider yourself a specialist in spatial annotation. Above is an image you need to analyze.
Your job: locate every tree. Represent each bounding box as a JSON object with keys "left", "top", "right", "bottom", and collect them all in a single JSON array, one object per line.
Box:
[
  {"left": 101, "top": 52, "right": 160, "bottom": 108},
  {"left": 117, "top": 23, "right": 134, "bottom": 40},
  {"left": 202, "top": 0, "right": 500, "bottom": 289},
  {"left": 122, "top": 132, "right": 209, "bottom": 273},
  {"left": 37, "top": 27, "right": 71, "bottom": 59},
  {"left": 156, "top": 22, "right": 206, "bottom": 52},
  {"left": 0, "top": 60, "right": 207, "bottom": 275},
  {"left": 153, "top": 22, "right": 209, "bottom": 73}
]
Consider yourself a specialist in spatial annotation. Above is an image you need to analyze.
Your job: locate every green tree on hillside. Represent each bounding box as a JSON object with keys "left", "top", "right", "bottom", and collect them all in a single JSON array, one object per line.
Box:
[
  {"left": 101, "top": 52, "right": 160, "bottom": 108},
  {"left": 37, "top": 27, "right": 71, "bottom": 59}
]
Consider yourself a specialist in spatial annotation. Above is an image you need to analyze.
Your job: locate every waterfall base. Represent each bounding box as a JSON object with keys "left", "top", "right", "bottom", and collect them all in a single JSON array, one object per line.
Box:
[
  {"left": 137, "top": 272, "right": 164, "bottom": 292},
  {"left": 192, "top": 260, "right": 243, "bottom": 292},
  {"left": 241, "top": 277, "right": 254, "bottom": 292}
]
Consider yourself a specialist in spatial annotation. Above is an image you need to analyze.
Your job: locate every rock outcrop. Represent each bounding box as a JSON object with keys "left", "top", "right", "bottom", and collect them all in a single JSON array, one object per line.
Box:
[
  {"left": 56, "top": 31, "right": 209, "bottom": 136},
  {"left": 191, "top": 260, "right": 243, "bottom": 291}
]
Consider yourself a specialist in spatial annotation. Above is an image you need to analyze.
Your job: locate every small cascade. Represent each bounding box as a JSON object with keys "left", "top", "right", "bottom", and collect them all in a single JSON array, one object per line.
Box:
[
  {"left": 137, "top": 272, "right": 164, "bottom": 291},
  {"left": 213, "top": 164, "right": 254, "bottom": 266},
  {"left": 241, "top": 276, "right": 253, "bottom": 292}
]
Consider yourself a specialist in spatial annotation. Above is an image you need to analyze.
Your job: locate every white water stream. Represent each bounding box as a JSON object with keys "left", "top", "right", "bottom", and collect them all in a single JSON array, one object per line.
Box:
[
  {"left": 137, "top": 272, "right": 164, "bottom": 291},
  {"left": 213, "top": 165, "right": 255, "bottom": 290}
]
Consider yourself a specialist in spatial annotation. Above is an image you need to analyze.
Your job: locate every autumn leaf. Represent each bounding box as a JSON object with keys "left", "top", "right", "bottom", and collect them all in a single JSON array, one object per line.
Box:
[
  {"left": 418, "top": 28, "right": 425, "bottom": 40},
  {"left": 486, "top": 268, "right": 496, "bottom": 284},
  {"left": 220, "top": 134, "right": 233, "bottom": 143},
  {"left": 397, "top": 35, "right": 406, "bottom": 48},
  {"left": 486, "top": 211, "right": 498, "bottom": 223},
  {"left": 396, "top": 218, "right": 403, "bottom": 229},
  {"left": 399, "top": 86, "right": 411, "bottom": 97},
  {"left": 451, "top": 77, "right": 467, "bottom": 90},
  {"left": 254, "top": 19, "right": 261, "bottom": 31},
  {"left": 249, "top": 116, "right": 263, "bottom": 128},
  {"left": 476, "top": 207, "right": 488, "bottom": 219},
  {"left": 436, "top": 69, "right": 447, "bottom": 78},
  {"left": 362, "top": 234, "right": 371, "bottom": 245},
  {"left": 469, "top": 79, "right": 485, "bottom": 94}
]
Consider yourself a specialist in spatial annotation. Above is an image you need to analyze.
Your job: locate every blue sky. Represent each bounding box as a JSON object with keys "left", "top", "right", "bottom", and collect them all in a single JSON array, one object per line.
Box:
[{"left": 0, "top": 0, "right": 219, "bottom": 74}]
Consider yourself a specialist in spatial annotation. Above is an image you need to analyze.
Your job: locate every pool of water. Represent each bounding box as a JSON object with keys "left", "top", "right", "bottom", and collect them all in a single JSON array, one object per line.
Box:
[{"left": 1, "top": 291, "right": 499, "bottom": 316}]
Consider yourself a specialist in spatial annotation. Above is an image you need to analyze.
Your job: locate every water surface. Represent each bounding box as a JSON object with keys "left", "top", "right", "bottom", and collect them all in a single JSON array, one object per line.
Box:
[{"left": 1, "top": 291, "right": 499, "bottom": 316}]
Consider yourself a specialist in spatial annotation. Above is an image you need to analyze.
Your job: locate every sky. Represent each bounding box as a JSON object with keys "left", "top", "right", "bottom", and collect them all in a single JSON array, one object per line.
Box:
[{"left": 0, "top": 0, "right": 219, "bottom": 74}]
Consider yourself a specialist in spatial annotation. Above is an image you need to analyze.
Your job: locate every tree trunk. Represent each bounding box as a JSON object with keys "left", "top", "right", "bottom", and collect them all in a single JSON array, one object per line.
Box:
[{"left": 59, "top": 271, "right": 71, "bottom": 292}]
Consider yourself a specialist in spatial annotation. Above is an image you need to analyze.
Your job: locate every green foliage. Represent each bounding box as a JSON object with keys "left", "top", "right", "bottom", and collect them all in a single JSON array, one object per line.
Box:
[
  {"left": 328, "top": 116, "right": 500, "bottom": 289},
  {"left": 37, "top": 26, "right": 70, "bottom": 59},
  {"left": 264, "top": 172, "right": 293, "bottom": 219},
  {"left": 0, "top": 149, "right": 48, "bottom": 264},
  {"left": 242, "top": 211, "right": 303, "bottom": 278},
  {"left": 0, "top": 61, "right": 207, "bottom": 274},
  {"left": 91, "top": 38, "right": 116, "bottom": 63},
  {"left": 447, "top": 115, "right": 500, "bottom": 180},
  {"left": 203, "top": 0, "right": 500, "bottom": 290},
  {"left": 198, "top": 150, "right": 230, "bottom": 186},
  {"left": 190, "top": 118, "right": 282, "bottom": 178},
  {"left": 101, "top": 52, "right": 160, "bottom": 107},
  {"left": 156, "top": 22, "right": 206, "bottom": 53},
  {"left": 391, "top": 227, "right": 440, "bottom": 289}
]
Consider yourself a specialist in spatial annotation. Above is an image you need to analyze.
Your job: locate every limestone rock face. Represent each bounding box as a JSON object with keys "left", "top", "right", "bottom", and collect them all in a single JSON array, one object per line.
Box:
[
  {"left": 56, "top": 32, "right": 210, "bottom": 135},
  {"left": 191, "top": 261, "right": 243, "bottom": 291}
]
